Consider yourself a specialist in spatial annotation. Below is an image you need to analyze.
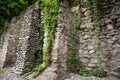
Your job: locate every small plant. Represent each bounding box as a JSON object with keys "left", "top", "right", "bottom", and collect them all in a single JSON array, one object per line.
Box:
[
  {"left": 0, "top": 68, "right": 6, "bottom": 74},
  {"left": 79, "top": 67, "right": 90, "bottom": 76},
  {"left": 117, "top": 72, "right": 120, "bottom": 78},
  {"left": 69, "top": 54, "right": 79, "bottom": 64},
  {"left": 79, "top": 67, "right": 107, "bottom": 78}
]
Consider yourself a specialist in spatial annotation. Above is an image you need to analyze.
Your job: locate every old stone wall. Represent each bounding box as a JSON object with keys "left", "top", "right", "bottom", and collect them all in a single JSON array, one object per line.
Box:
[
  {"left": 0, "top": 0, "right": 120, "bottom": 80},
  {"left": 68, "top": 0, "right": 120, "bottom": 77},
  {"left": 0, "top": 3, "right": 40, "bottom": 75},
  {"left": 0, "top": 17, "right": 22, "bottom": 68},
  {"left": 49, "top": 0, "right": 120, "bottom": 78},
  {"left": 99, "top": 2, "right": 120, "bottom": 76},
  {"left": 35, "top": 1, "right": 70, "bottom": 80},
  {"left": 13, "top": 3, "right": 40, "bottom": 74}
]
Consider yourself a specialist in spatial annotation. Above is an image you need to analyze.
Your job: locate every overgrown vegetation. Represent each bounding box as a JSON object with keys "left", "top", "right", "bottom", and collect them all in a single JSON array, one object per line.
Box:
[
  {"left": 90, "top": 0, "right": 101, "bottom": 67},
  {"left": 69, "top": 54, "right": 79, "bottom": 64},
  {"left": 33, "top": 0, "right": 59, "bottom": 78},
  {"left": 79, "top": 67, "right": 107, "bottom": 78},
  {"left": 84, "top": 0, "right": 101, "bottom": 67},
  {"left": 78, "top": 0, "right": 107, "bottom": 78},
  {"left": 33, "top": 23, "right": 44, "bottom": 72},
  {"left": 0, "top": 0, "right": 36, "bottom": 35},
  {"left": 67, "top": 10, "right": 81, "bottom": 73},
  {"left": 0, "top": 0, "right": 114, "bottom": 78}
]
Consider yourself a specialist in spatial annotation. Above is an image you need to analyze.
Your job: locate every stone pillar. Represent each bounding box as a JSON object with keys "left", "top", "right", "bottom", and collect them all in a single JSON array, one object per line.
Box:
[
  {"left": 78, "top": 2, "right": 99, "bottom": 70},
  {"left": 0, "top": 17, "right": 22, "bottom": 68},
  {"left": 13, "top": 3, "right": 40, "bottom": 74},
  {"left": 35, "top": 1, "right": 70, "bottom": 80}
]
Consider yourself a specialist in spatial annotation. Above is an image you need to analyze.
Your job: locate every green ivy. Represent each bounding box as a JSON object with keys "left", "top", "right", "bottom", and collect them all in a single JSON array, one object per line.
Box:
[
  {"left": 91, "top": 0, "right": 101, "bottom": 67},
  {"left": 33, "top": 0, "right": 59, "bottom": 78},
  {"left": 0, "top": 0, "right": 37, "bottom": 35},
  {"left": 84, "top": 0, "right": 101, "bottom": 67},
  {"left": 79, "top": 67, "right": 107, "bottom": 78},
  {"left": 69, "top": 54, "right": 79, "bottom": 64},
  {"left": 33, "top": 23, "right": 44, "bottom": 72}
]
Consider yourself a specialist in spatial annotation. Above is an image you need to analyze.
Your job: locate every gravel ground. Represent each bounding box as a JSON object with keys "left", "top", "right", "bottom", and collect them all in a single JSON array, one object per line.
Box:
[{"left": 0, "top": 68, "right": 120, "bottom": 80}]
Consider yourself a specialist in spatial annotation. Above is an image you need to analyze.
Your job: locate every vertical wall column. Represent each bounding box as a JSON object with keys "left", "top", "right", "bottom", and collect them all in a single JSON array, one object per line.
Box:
[{"left": 13, "top": 3, "right": 40, "bottom": 74}]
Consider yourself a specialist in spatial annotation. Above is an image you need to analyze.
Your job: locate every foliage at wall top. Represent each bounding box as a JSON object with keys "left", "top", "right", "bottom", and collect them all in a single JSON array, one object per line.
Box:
[{"left": 0, "top": 0, "right": 36, "bottom": 35}]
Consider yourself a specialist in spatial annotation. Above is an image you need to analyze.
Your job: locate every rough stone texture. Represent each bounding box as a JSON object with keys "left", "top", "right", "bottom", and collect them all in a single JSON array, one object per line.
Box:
[
  {"left": 0, "top": 17, "right": 22, "bottom": 68},
  {"left": 64, "top": 73, "right": 120, "bottom": 80},
  {"left": 0, "top": 68, "right": 24, "bottom": 80},
  {"left": 0, "top": 0, "right": 120, "bottom": 80},
  {"left": 0, "top": 70, "right": 120, "bottom": 80},
  {"left": 35, "top": 1, "right": 69, "bottom": 80},
  {"left": 13, "top": 3, "right": 40, "bottom": 74},
  {"left": 99, "top": 2, "right": 120, "bottom": 76},
  {"left": 75, "top": 2, "right": 98, "bottom": 70},
  {"left": 57, "top": 0, "right": 120, "bottom": 78}
]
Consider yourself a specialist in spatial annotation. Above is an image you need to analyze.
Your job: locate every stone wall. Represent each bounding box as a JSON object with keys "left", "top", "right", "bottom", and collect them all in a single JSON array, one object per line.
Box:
[
  {"left": 99, "top": 2, "right": 120, "bottom": 76},
  {"left": 0, "top": 3, "right": 40, "bottom": 74},
  {"left": 35, "top": 1, "right": 70, "bottom": 80},
  {"left": 13, "top": 3, "right": 40, "bottom": 74},
  {"left": 50, "top": 0, "right": 120, "bottom": 78},
  {"left": 0, "top": 17, "right": 22, "bottom": 68},
  {"left": 68, "top": 0, "right": 120, "bottom": 76},
  {"left": 0, "top": 0, "right": 120, "bottom": 80}
]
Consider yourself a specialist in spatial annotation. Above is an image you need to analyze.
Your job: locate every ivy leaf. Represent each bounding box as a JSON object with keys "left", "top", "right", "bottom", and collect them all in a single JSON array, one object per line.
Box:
[{"left": 7, "top": 1, "right": 18, "bottom": 8}]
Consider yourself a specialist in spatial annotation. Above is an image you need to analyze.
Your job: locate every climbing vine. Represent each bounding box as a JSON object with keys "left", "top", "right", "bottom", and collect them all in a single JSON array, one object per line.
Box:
[
  {"left": 84, "top": 0, "right": 101, "bottom": 67},
  {"left": 91, "top": 0, "right": 101, "bottom": 67},
  {"left": 79, "top": 67, "right": 107, "bottom": 78},
  {"left": 33, "top": 0, "right": 59, "bottom": 77}
]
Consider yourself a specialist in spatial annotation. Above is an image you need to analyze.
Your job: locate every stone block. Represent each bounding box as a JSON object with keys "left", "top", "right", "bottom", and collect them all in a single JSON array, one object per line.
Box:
[
  {"left": 89, "top": 50, "right": 95, "bottom": 54},
  {"left": 88, "top": 45, "right": 94, "bottom": 50},
  {"left": 13, "top": 3, "right": 40, "bottom": 74},
  {"left": 88, "top": 63, "right": 96, "bottom": 68},
  {"left": 71, "top": 6, "right": 79, "bottom": 12}
]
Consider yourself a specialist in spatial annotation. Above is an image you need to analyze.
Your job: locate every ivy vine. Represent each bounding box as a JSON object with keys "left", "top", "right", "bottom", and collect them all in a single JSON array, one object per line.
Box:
[
  {"left": 33, "top": 0, "right": 59, "bottom": 78},
  {"left": 85, "top": 0, "right": 101, "bottom": 67},
  {"left": 91, "top": 0, "right": 101, "bottom": 67}
]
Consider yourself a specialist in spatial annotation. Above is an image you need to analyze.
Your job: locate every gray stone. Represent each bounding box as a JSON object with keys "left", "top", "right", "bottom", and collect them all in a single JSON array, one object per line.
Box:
[
  {"left": 81, "top": 8, "right": 87, "bottom": 12},
  {"left": 105, "top": 19, "right": 112, "bottom": 24},
  {"left": 88, "top": 63, "right": 96, "bottom": 68},
  {"left": 0, "top": 1, "right": 120, "bottom": 80},
  {"left": 107, "top": 40, "right": 114, "bottom": 44},
  {"left": 89, "top": 50, "right": 95, "bottom": 54},
  {"left": 110, "top": 15, "right": 118, "bottom": 20},
  {"left": 83, "top": 34, "right": 89, "bottom": 39},
  {"left": 107, "top": 24, "right": 113, "bottom": 30},
  {"left": 71, "top": 6, "right": 79, "bottom": 12},
  {"left": 79, "top": 49, "right": 82, "bottom": 53},
  {"left": 80, "top": 58, "right": 89, "bottom": 63},
  {"left": 0, "top": 17, "right": 21, "bottom": 68},
  {"left": 83, "top": 54, "right": 90, "bottom": 58},
  {"left": 13, "top": 3, "right": 40, "bottom": 74},
  {"left": 86, "top": 67, "right": 93, "bottom": 71},
  {"left": 111, "top": 37, "right": 117, "bottom": 41},
  {"left": 90, "top": 58, "right": 98, "bottom": 64},
  {"left": 100, "top": 42, "right": 106, "bottom": 47},
  {"left": 88, "top": 45, "right": 94, "bottom": 50},
  {"left": 80, "top": 24, "right": 86, "bottom": 28}
]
